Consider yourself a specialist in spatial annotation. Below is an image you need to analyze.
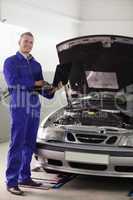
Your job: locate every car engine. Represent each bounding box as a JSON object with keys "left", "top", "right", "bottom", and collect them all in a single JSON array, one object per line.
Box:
[{"left": 53, "top": 92, "right": 133, "bottom": 129}]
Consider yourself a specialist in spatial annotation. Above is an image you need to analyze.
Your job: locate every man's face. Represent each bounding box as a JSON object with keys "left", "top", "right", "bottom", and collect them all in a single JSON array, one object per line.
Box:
[{"left": 19, "top": 35, "right": 34, "bottom": 54}]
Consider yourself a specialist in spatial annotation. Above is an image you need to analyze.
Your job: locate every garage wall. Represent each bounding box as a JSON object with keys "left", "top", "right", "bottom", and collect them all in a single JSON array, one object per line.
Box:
[
  {"left": 0, "top": 0, "right": 1, "bottom": 19},
  {"left": 79, "top": 0, "right": 133, "bottom": 37}
]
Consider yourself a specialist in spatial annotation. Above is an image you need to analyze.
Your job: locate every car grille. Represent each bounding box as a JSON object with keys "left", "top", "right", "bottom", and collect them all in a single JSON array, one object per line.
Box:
[
  {"left": 76, "top": 134, "right": 107, "bottom": 144},
  {"left": 66, "top": 131, "right": 119, "bottom": 145}
]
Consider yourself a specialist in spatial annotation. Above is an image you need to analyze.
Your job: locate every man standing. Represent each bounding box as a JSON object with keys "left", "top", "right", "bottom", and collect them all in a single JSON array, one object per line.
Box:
[{"left": 3, "top": 32, "right": 62, "bottom": 195}]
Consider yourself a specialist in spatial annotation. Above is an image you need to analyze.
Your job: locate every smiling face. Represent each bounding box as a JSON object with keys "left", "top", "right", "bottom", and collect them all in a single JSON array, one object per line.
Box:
[{"left": 19, "top": 34, "right": 34, "bottom": 55}]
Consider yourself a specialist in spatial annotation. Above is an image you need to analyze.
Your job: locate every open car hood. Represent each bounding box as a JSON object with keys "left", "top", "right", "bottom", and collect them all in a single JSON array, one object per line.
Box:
[{"left": 53, "top": 35, "right": 133, "bottom": 98}]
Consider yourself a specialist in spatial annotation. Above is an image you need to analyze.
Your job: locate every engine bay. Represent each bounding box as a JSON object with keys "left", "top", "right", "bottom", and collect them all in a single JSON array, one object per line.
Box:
[{"left": 53, "top": 92, "right": 133, "bottom": 129}]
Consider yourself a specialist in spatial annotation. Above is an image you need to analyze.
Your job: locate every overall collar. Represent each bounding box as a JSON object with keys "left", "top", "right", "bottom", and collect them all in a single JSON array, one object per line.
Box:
[{"left": 16, "top": 51, "right": 34, "bottom": 61}]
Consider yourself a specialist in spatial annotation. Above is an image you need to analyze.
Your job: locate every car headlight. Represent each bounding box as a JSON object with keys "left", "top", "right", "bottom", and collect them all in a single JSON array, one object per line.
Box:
[
  {"left": 37, "top": 127, "right": 65, "bottom": 142},
  {"left": 119, "top": 136, "right": 133, "bottom": 147}
]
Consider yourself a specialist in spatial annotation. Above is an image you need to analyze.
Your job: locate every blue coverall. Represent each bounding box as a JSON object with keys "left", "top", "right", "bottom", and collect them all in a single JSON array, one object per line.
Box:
[{"left": 3, "top": 51, "right": 54, "bottom": 187}]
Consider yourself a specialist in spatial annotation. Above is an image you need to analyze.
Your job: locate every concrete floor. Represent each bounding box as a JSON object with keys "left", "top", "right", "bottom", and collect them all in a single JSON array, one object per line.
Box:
[{"left": 0, "top": 142, "right": 133, "bottom": 200}]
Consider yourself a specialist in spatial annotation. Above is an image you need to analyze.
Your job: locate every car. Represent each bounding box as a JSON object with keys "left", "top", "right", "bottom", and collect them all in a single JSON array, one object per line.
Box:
[{"left": 36, "top": 35, "right": 133, "bottom": 178}]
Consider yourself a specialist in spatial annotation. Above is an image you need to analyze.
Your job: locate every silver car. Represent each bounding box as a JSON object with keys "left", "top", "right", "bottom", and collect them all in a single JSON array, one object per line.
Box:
[{"left": 36, "top": 35, "right": 133, "bottom": 178}]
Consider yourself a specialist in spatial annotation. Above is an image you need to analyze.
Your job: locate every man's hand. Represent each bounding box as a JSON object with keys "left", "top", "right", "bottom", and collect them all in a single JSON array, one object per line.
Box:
[
  {"left": 50, "top": 81, "right": 64, "bottom": 94},
  {"left": 35, "top": 80, "right": 44, "bottom": 87}
]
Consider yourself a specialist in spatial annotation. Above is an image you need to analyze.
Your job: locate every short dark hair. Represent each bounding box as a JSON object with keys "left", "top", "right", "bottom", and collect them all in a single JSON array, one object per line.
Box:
[{"left": 20, "top": 32, "right": 34, "bottom": 38}]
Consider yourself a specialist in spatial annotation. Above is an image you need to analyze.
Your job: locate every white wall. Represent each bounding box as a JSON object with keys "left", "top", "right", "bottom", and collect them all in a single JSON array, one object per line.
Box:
[{"left": 79, "top": 0, "right": 133, "bottom": 37}]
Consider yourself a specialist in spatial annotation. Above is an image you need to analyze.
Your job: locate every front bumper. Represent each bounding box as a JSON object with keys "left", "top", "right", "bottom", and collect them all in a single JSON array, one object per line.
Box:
[{"left": 37, "top": 141, "right": 133, "bottom": 178}]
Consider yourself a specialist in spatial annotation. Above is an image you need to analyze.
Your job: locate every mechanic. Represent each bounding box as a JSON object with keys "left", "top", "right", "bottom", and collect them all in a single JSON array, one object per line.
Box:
[{"left": 3, "top": 32, "right": 62, "bottom": 195}]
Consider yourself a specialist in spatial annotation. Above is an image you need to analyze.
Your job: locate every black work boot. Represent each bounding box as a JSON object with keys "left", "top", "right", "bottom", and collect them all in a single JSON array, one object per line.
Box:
[
  {"left": 7, "top": 186, "right": 24, "bottom": 195},
  {"left": 19, "top": 179, "right": 42, "bottom": 187}
]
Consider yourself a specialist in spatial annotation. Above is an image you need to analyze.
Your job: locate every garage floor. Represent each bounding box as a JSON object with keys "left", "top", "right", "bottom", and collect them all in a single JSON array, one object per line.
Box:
[{"left": 0, "top": 142, "right": 132, "bottom": 200}]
